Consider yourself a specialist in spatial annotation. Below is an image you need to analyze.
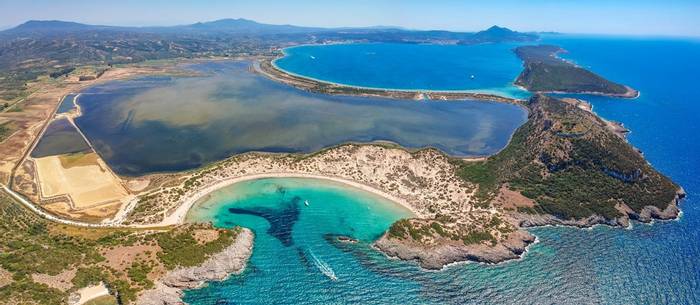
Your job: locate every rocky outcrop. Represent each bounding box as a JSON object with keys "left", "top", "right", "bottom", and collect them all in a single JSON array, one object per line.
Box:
[
  {"left": 375, "top": 185, "right": 684, "bottom": 270},
  {"left": 136, "top": 228, "right": 254, "bottom": 305},
  {"left": 513, "top": 213, "right": 625, "bottom": 228},
  {"left": 636, "top": 187, "right": 684, "bottom": 221},
  {"left": 513, "top": 187, "right": 685, "bottom": 229},
  {"left": 374, "top": 230, "right": 535, "bottom": 270}
]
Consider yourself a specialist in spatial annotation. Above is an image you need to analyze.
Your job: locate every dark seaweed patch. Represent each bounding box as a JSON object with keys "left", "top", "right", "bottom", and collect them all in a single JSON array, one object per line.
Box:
[{"left": 228, "top": 196, "right": 301, "bottom": 246}]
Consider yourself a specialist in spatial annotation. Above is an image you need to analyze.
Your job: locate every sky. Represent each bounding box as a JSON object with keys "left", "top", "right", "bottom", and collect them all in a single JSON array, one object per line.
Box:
[{"left": 0, "top": 0, "right": 698, "bottom": 37}]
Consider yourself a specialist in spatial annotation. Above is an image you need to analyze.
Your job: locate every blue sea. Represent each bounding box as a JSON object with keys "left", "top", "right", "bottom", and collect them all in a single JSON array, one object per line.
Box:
[
  {"left": 274, "top": 43, "right": 530, "bottom": 98},
  {"left": 184, "top": 36, "right": 700, "bottom": 304}
]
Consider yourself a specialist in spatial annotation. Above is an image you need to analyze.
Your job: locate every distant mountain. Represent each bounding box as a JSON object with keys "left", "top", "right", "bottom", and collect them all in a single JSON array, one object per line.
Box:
[
  {"left": 182, "top": 18, "right": 324, "bottom": 34},
  {"left": 3, "top": 20, "right": 118, "bottom": 35},
  {"left": 470, "top": 25, "right": 539, "bottom": 43},
  {"left": 0, "top": 19, "right": 538, "bottom": 91},
  {"left": 1, "top": 18, "right": 326, "bottom": 37},
  {"left": 1, "top": 20, "right": 537, "bottom": 43}
]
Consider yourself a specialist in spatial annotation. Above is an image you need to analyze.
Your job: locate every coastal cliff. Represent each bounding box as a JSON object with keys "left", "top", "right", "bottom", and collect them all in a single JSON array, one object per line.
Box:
[{"left": 137, "top": 228, "right": 254, "bottom": 305}]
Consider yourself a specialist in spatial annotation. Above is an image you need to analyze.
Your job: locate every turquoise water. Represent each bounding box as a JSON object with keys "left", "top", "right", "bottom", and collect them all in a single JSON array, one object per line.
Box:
[
  {"left": 74, "top": 61, "right": 526, "bottom": 176},
  {"left": 274, "top": 43, "right": 530, "bottom": 98},
  {"left": 184, "top": 37, "right": 700, "bottom": 304},
  {"left": 184, "top": 178, "right": 417, "bottom": 304}
]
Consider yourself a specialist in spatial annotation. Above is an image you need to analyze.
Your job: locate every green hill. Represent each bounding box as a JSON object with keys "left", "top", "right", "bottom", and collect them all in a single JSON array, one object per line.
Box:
[
  {"left": 514, "top": 45, "right": 638, "bottom": 97},
  {"left": 457, "top": 95, "right": 681, "bottom": 222}
]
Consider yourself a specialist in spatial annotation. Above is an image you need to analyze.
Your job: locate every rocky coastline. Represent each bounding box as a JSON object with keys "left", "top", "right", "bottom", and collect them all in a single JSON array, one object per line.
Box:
[
  {"left": 529, "top": 85, "right": 640, "bottom": 99},
  {"left": 136, "top": 229, "right": 254, "bottom": 305},
  {"left": 374, "top": 229, "right": 536, "bottom": 270},
  {"left": 373, "top": 187, "right": 685, "bottom": 270}
]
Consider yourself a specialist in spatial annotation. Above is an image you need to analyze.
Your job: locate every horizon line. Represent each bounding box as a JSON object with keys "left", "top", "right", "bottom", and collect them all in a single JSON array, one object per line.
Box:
[{"left": 2, "top": 18, "right": 699, "bottom": 39}]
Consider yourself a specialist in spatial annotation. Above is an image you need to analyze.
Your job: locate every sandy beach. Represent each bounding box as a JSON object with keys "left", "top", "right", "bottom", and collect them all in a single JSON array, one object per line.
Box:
[
  {"left": 157, "top": 172, "right": 423, "bottom": 227},
  {"left": 70, "top": 282, "right": 110, "bottom": 305}
]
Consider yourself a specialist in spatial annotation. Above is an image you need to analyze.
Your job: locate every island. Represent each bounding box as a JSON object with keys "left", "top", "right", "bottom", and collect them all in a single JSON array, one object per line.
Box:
[{"left": 514, "top": 45, "right": 640, "bottom": 97}]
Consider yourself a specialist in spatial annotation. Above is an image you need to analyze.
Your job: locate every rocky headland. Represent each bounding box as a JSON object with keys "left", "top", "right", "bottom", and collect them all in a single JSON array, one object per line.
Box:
[
  {"left": 120, "top": 93, "right": 683, "bottom": 271},
  {"left": 370, "top": 94, "right": 684, "bottom": 269},
  {"left": 137, "top": 228, "right": 254, "bottom": 305}
]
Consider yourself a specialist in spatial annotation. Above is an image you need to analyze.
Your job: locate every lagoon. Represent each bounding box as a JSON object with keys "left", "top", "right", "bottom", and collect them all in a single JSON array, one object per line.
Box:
[
  {"left": 74, "top": 61, "right": 526, "bottom": 176},
  {"left": 31, "top": 118, "right": 90, "bottom": 158},
  {"left": 56, "top": 93, "right": 78, "bottom": 114}
]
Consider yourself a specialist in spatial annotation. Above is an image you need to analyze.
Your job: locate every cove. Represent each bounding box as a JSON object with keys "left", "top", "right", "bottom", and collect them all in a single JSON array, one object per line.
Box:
[
  {"left": 183, "top": 177, "right": 417, "bottom": 304},
  {"left": 73, "top": 60, "right": 527, "bottom": 176}
]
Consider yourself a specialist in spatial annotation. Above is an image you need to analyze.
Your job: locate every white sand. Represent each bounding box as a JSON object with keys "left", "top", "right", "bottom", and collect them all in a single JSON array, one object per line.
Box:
[
  {"left": 72, "top": 282, "right": 110, "bottom": 305},
  {"left": 154, "top": 172, "right": 423, "bottom": 227}
]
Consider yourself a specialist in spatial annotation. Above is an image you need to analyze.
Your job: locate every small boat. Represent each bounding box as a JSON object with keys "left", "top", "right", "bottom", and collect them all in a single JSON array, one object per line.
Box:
[
  {"left": 470, "top": 74, "right": 476, "bottom": 79},
  {"left": 308, "top": 250, "right": 337, "bottom": 281},
  {"left": 304, "top": 200, "right": 310, "bottom": 206},
  {"left": 310, "top": 55, "right": 316, "bottom": 60}
]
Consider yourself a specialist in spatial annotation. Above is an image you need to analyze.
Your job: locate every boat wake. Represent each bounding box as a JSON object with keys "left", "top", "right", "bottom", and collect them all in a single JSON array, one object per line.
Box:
[{"left": 308, "top": 249, "right": 337, "bottom": 281}]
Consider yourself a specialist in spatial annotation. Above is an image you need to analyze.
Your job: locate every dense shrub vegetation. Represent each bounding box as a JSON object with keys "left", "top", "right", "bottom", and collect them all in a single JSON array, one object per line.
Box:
[
  {"left": 456, "top": 95, "right": 678, "bottom": 220},
  {"left": 0, "top": 193, "right": 240, "bottom": 304},
  {"left": 514, "top": 45, "right": 629, "bottom": 95}
]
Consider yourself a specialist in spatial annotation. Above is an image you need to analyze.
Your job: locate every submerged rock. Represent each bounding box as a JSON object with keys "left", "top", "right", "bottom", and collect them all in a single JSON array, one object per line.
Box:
[
  {"left": 227, "top": 196, "right": 300, "bottom": 247},
  {"left": 336, "top": 235, "right": 359, "bottom": 244}
]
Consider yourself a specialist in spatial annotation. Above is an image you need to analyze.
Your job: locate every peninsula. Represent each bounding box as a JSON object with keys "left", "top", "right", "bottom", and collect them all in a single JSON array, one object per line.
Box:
[{"left": 514, "top": 45, "right": 639, "bottom": 97}]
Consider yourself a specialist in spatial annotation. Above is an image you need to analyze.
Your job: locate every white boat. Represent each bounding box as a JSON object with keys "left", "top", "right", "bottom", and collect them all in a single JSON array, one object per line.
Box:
[
  {"left": 304, "top": 200, "right": 309, "bottom": 206},
  {"left": 309, "top": 250, "right": 337, "bottom": 281},
  {"left": 470, "top": 74, "right": 476, "bottom": 79},
  {"left": 310, "top": 55, "right": 316, "bottom": 60}
]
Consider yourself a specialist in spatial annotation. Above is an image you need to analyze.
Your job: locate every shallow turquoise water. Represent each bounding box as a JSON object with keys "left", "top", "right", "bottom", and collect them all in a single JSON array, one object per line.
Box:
[
  {"left": 184, "top": 178, "right": 419, "bottom": 304},
  {"left": 185, "top": 37, "right": 700, "bottom": 304},
  {"left": 274, "top": 43, "right": 530, "bottom": 98}
]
